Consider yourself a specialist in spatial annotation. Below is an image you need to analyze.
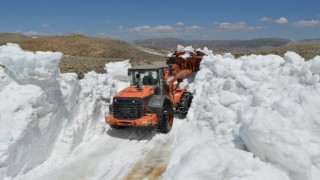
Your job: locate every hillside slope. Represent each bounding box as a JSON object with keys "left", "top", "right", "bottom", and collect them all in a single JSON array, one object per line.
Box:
[
  {"left": 135, "top": 37, "right": 320, "bottom": 60},
  {"left": 135, "top": 37, "right": 291, "bottom": 53},
  {"left": 0, "top": 33, "right": 32, "bottom": 45},
  {"left": 0, "top": 34, "right": 165, "bottom": 78}
]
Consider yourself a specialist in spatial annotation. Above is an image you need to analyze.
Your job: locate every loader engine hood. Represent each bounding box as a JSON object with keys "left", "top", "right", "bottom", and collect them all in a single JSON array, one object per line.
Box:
[{"left": 114, "top": 85, "right": 154, "bottom": 98}]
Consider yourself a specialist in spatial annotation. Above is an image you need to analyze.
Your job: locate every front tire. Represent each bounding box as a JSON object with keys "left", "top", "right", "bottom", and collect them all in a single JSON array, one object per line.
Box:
[
  {"left": 176, "top": 92, "right": 193, "bottom": 118},
  {"left": 157, "top": 101, "right": 174, "bottom": 134}
]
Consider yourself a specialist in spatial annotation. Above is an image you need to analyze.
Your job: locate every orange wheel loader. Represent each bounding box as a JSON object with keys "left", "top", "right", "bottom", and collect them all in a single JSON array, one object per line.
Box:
[{"left": 105, "top": 50, "right": 206, "bottom": 133}]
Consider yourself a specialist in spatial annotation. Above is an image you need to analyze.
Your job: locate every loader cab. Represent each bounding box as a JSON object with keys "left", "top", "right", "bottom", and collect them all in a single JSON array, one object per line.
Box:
[{"left": 128, "top": 65, "right": 169, "bottom": 95}]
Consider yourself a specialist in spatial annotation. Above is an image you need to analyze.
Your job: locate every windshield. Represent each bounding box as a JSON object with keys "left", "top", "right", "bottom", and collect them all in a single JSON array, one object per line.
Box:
[{"left": 130, "top": 70, "right": 158, "bottom": 86}]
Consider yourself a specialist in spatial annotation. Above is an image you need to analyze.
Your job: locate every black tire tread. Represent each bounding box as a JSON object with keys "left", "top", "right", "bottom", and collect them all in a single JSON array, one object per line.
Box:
[{"left": 157, "top": 101, "right": 173, "bottom": 134}]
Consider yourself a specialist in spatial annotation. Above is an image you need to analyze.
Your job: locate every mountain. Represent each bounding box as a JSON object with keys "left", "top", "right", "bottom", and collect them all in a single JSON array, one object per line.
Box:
[{"left": 134, "top": 37, "right": 291, "bottom": 54}]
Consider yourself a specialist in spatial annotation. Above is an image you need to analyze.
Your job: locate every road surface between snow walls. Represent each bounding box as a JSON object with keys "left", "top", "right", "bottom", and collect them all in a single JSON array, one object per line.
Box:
[
  {"left": 22, "top": 122, "right": 181, "bottom": 180},
  {"left": 1, "top": 43, "right": 320, "bottom": 180}
]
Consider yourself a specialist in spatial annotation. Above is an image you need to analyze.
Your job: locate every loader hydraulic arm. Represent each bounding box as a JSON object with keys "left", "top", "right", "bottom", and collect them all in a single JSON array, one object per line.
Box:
[{"left": 168, "top": 69, "right": 192, "bottom": 100}]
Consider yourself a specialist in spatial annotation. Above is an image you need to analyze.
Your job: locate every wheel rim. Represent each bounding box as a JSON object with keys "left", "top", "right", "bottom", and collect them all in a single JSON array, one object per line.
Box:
[
  {"left": 168, "top": 111, "right": 173, "bottom": 126},
  {"left": 163, "top": 106, "right": 173, "bottom": 127}
]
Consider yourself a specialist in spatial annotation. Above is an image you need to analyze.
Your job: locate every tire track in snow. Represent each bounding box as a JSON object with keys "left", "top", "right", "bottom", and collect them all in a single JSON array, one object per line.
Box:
[
  {"left": 20, "top": 121, "right": 182, "bottom": 180},
  {"left": 123, "top": 119, "right": 181, "bottom": 180},
  {"left": 25, "top": 128, "right": 154, "bottom": 180},
  {"left": 123, "top": 136, "right": 173, "bottom": 180}
]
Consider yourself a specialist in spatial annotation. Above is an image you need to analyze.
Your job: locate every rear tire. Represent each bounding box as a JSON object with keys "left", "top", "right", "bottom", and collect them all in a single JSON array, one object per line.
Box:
[{"left": 157, "top": 101, "right": 174, "bottom": 134}]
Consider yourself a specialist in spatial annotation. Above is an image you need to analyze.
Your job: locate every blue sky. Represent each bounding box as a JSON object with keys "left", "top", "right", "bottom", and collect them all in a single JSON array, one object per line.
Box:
[{"left": 1, "top": 0, "right": 320, "bottom": 41}]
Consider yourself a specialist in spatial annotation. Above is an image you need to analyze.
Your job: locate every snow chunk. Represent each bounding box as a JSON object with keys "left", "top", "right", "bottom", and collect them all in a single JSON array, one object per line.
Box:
[
  {"left": 285, "top": 51, "right": 304, "bottom": 65},
  {"left": 223, "top": 52, "right": 234, "bottom": 59},
  {"left": 0, "top": 43, "right": 62, "bottom": 80},
  {"left": 309, "top": 56, "right": 320, "bottom": 75},
  {"left": 104, "top": 60, "right": 131, "bottom": 81},
  {"left": 219, "top": 91, "right": 241, "bottom": 106},
  {"left": 177, "top": 45, "right": 194, "bottom": 52}
]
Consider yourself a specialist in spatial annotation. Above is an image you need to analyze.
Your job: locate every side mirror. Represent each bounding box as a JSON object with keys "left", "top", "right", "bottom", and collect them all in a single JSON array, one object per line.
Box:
[
  {"left": 135, "top": 73, "right": 142, "bottom": 90},
  {"left": 136, "top": 73, "right": 140, "bottom": 80}
]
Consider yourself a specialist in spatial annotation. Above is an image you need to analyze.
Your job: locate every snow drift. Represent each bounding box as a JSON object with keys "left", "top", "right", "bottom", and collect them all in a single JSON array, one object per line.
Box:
[
  {"left": 1, "top": 43, "right": 320, "bottom": 180},
  {"left": 164, "top": 47, "right": 320, "bottom": 180},
  {"left": 0, "top": 44, "right": 130, "bottom": 179}
]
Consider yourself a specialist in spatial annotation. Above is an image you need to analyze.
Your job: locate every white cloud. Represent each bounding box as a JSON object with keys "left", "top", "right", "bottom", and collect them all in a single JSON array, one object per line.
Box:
[
  {"left": 128, "top": 25, "right": 150, "bottom": 32},
  {"left": 123, "top": 24, "right": 205, "bottom": 38},
  {"left": 218, "top": 22, "right": 246, "bottom": 30},
  {"left": 41, "top": 24, "right": 50, "bottom": 27},
  {"left": 218, "top": 22, "right": 265, "bottom": 30},
  {"left": 154, "top": 25, "right": 174, "bottom": 31},
  {"left": 128, "top": 25, "right": 174, "bottom": 32},
  {"left": 106, "top": 20, "right": 112, "bottom": 23},
  {"left": 186, "top": 25, "right": 202, "bottom": 31},
  {"left": 23, "top": 31, "right": 44, "bottom": 36},
  {"left": 274, "top": 17, "right": 288, "bottom": 24},
  {"left": 97, "top": 32, "right": 120, "bottom": 40},
  {"left": 176, "top": 22, "right": 184, "bottom": 26},
  {"left": 259, "top": 17, "right": 273, "bottom": 21},
  {"left": 293, "top": 20, "right": 320, "bottom": 27}
]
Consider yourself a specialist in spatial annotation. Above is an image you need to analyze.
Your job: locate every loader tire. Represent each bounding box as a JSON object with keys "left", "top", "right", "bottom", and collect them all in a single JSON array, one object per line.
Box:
[
  {"left": 176, "top": 92, "right": 193, "bottom": 118},
  {"left": 157, "top": 101, "right": 173, "bottom": 134}
]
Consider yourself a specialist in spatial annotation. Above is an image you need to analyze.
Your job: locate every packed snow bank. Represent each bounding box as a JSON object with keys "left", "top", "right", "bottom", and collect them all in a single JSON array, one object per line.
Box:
[
  {"left": 104, "top": 60, "right": 131, "bottom": 81},
  {"left": 2, "top": 43, "right": 320, "bottom": 180},
  {"left": 164, "top": 46, "right": 320, "bottom": 180},
  {"left": 240, "top": 53, "right": 320, "bottom": 180},
  {"left": 0, "top": 43, "right": 131, "bottom": 179},
  {"left": 0, "top": 44, "right": 66, "bottom": 177},
  {"left": 104, "top": 60, "right": 131, "bottom": 97},
  {"left": 164, "top": 142, "right": 289, "bottom": 180}
]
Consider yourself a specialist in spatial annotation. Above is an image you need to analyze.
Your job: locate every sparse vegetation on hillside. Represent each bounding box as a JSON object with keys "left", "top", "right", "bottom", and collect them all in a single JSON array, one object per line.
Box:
[
  {"left": 0, "top": 33, "right": 32, "bottom": 45},
  {"left": 135, "top": 37, "right": 291, "bottom": 54},
  {"left": 0, "top": 34, "right": 164, "bottom": 78},
  {"left": 256, "top": 41, "right": 320, "bottom": 60},
  {"left": 135, "top": 37, "right": 320, "bottom": 60},
  {"left": 1, "top": 33, "right": 319, "bottom": 78}
]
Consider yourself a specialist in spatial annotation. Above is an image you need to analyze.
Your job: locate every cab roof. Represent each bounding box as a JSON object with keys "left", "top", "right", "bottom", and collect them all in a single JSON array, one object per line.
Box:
[{"left": 129, "top": 64, "right": 168, "bottom": 70}]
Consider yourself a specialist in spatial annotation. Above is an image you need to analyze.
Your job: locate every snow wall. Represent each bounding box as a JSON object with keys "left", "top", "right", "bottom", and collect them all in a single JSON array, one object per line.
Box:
[
  {"left": 0, "top": 43, "right": 130, "bottom": 179},
  {"left": 1, "top": 43, "right": 320, "bottom": 180},
  {"left": 164, "top": 47, "right": 320, "bottom": 180}
]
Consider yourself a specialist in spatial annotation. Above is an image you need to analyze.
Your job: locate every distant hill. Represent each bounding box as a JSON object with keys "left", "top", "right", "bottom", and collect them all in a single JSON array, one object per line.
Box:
[
  {"left": 0, "top": 33, "right": 165, "bottom": 78},
  {"left": 134, "top": 37, "right": 291, "bottom": 54},
  {"left": 0, "top": 33, "right": 32, "bottom": 45},
  {"left": 135, "top": 37, "right": 320, "bottom": 60},
  {"left": 1, "top": 33, "right": 319, "bottom": 78},
  {"left": 252, "top": 40, "right": 320, "bottom": 60}
]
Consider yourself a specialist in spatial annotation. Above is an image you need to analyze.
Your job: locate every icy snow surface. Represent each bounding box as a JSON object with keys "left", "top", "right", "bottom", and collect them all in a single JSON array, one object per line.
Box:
[{"left": 1, "top": 44, "right": 320, "bottom": 180}]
